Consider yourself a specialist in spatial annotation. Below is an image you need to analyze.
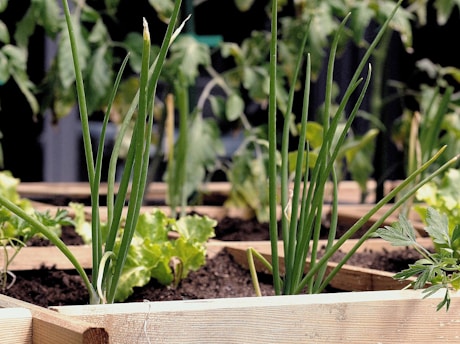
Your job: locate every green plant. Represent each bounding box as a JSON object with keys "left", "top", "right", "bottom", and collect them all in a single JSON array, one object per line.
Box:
[
  {"left": 215, "top": 0, "right": 415, "bottom": 204},
  {"left": 211, "top": 0, "right": 460, "bottom": 207},
  {"left": 0, "top": 171, "right": 72, "bottom": 292},
  {"left": 160, "top": 33, "right": 225, "bottom": 216},
  {"left": 71, "top": 203, "right": 215, "bottom": 302},
  {"left": 245, "top": 0, "right": 459, "bottom": 300},
  {"left": 414, "top": 168, "right": 460, "bottom": 230},
  {"left": 390, "top": 62, "right": 460, "bottom": 216},
  {"left": 375, "top": 207, "right": 460, "bottom": 311},
  {"left": 0, "top": 0, "right": 189, "bottom": 304}
]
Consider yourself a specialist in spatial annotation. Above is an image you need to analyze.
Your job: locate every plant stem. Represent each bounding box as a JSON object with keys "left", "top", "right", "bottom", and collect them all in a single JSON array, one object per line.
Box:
[{"left": 268, "top": 0, "right": 281, "bottom": 295}]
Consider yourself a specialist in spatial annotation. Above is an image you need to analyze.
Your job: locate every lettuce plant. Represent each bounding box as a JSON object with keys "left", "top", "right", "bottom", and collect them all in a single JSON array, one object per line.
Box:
[
  {"left": 414, "top": 168, "right": 460, "bottom": 230},
  {"left": 0, "top": 171, "right": 72, "bottom": 291},
  {"left": 71, "top": 204, "right": 216, "bottom": 302}
]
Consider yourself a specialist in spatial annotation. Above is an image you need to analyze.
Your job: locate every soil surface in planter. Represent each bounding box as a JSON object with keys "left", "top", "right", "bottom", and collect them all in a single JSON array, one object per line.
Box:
[{"left": 1, "top": 216, "right": 423, "bottom": 307}]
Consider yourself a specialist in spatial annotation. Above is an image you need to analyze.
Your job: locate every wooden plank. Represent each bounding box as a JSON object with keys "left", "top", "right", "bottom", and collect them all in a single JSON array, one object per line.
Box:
[
  {"left": 0, "top": 245, "right": 93, "bottom": 271},
  {"left": 335, "top": 203, "right": 425, "bottom": 233},
  {"left": 17, "top": 182, "right": 231, "bottom": 203},
  {"left": 30, "top": 203, "right": 252, "bottom": 222},
  {"left": 51, "top": 290, "right": 460, "bottom": 343},
  {"left": 0, "top": 308, "right": 32, "bottom": 344},
  {"left": 17, "top": 180, "right": 385, "bottom": 204},
  {"left": 223, "top": 239, "right": 432, "bottom": 291},
  {"left": 0, "top": 242, "right": 227, "bottom": 271},
  {"left": 2, "top": 237, "right": 433, "bottom": 293},
  {"left": 0, "top": 295, "right": 108, "bottom": 344}
]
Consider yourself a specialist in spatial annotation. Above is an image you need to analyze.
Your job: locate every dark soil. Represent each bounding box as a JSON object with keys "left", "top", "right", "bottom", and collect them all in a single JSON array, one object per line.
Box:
[{"left": 1, "top": 215, "right": 424, "bottom": 308}]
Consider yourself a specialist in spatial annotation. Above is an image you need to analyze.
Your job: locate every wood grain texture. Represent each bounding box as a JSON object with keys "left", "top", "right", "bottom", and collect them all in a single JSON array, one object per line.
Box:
[
  {"left": 224, "top": 239, "right": 431, "bottom": 291},
  {"left": 0, "top": 295, "right": 108, "bottom": 344},
  {"left": 0, "top": 308, "right": 32, "bottom": 344},
  {"left": 17, "top": 180, "right": 388, "bottom": 204},
  {"left": 51, "top": 290, "right": 460, "bottom": 344}
]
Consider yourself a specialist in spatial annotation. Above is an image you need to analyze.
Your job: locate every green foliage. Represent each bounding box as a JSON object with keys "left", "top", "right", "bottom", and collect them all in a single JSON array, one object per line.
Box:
[
  {"left": 224, "top": 134, "right": 271, "bottom": 222},
  {"left": 72, "top": 206, "right": 216, "bottom": 302},
  {"left": 392, "top": 65, "right": 460, "bottom": 176},
  {"left": 0, "top": 0, "right": 187, "bottom": 305},
  {"left": 415, "top": 168, "right": 460, "bottom": 234},
  {"left": 244, "top": 0, "right": 459, "bottom": 306},
  {"left": 166, "top": 35, "right": 211, "bottom": 84},
  {"left": 375, "top": 207, "right": 460, "bottom": 311},
  {"left": 214, "top": 0, "right": 416, "bottom": 212},
  {"left": 290, "top": 119, "right": 379, "bottom": 196},
  {"left": 162, "top": 34, "right": 224, "bottom": 215},
  {"left": 0, "top": 171, "right": 73, "bottom": 292}
]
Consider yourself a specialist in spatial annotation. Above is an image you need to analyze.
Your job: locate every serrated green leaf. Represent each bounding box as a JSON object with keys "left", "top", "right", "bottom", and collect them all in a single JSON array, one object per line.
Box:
[
  {"left": 349, "top": 2, "right": 373, "bottom": 45},
  {"left": 242, "top": 66, "right": 269, "bottom": 101},
  {"left": 88, "top": 19, "right": 109, "bottom": 43},
  {"left": 0, "top": 0, "right": 7, "bottom": 12},
  {"left": 168, "top": 35, "right": 210, "bottom": 86},
  {"left": 1, "top": 44, "right": 38, "bottom": 113},
  {"left": 234, "top": 0, "right": 255, "bottom": 12},
  {"left": 123, "top": 32, "right": 144, "bottom": 73},
  {"left": 225, "top": 149, "right": 270, "bottom": 222},
  {"left": 375, "top": 215, "right": 417, "bottom": 247},
  {"left": 115, "top": 239, "right": 159, "bottom": 301},
  {"left": 135, "top": 210, "right": 170, "bottom": 242},
  {"left": 0, "top": 20, "right": 9, "bottom": 44},
  {"left": 58, "top": 18, "right": 90, "bottom": 89},
  {"left": 12, "top": 70, "right": 39, "bottom": 115},
  {"left": 425, "top": 207, "right": 450, "bottom": 246},
  {"left": 85, "top": 44, "right": 113, "bottom": 113},
  {"left": 0, "top": 50, "right": 9, "bottom": 84},
  {"left": 147, "top": 246, "right": 174, "bottom": 285},
  {"left": 209, "top": 95, "right": 226, "bottom": 120},
  {"left": 148, "top": 0, "right": 174, "bottom": 22},
  {"left": 304, "top": 121, "right": 323, "bottom": 149},
  {"left": 33, "top": 0, "right": 61, "bottom": 37},
  {"left": 69, "top": 202, "right": 92, "bottom": 244},
  {"left": 225, "top": 93, "right": 244, "bottom": 121},
  {"left": 13, "top": 8, "right": 36, "bottom": 48},
  {"left": 115, "top": 263, "right": 151, "bottom": 301},
  {"left": 180, "top": 117, "right": 224, "bottom": 198},
  {"left": 53, "top": 80, "right": 77, "bottom": 119},
  {"left": 174, "top": 214, "right": 216, "bottom": 243},
  {"left": 173, "top": 237, "right": 206, "bottom": 279}
]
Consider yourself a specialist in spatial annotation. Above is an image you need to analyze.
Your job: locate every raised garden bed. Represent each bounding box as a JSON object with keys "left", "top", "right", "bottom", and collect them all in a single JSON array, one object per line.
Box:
[{"left": 0, "top": 181, "right": 445, "bottom": 343}]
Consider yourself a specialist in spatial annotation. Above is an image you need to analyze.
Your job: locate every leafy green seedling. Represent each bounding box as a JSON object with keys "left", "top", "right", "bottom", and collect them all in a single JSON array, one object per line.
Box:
[
  {"left": 375, "top": 207, "right": 460, "bottom": 311},
  {"left": 0, "top": 171, "right": 73, "bottom": 291},
  {"left": 71, "top": 204, "right": 216, "bottom": 302},
  {"left": 415, "top": 168, "right": 460, "bottom": 231}
]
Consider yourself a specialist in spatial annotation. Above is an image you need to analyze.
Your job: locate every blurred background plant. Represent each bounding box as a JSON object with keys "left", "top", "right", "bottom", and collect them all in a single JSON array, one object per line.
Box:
[{"left": 1, "top": 0, "right": 460, "bottom": 216}]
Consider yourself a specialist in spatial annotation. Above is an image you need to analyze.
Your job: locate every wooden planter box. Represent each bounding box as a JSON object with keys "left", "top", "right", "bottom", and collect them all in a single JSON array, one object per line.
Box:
[
  {"left": 1, "top": 290, "right": 458, "bottom": 343},
  {"left": 0, "top": 237, "right": 438, "bottom": 343},
  {"left": 0, "top": 294, "right": 108, "bottom": 343},
  {"left": 0, "top": 181, "right": 437, "bottom": 342},
  {"left": 0, "top": 235, "right": 455, "bottom": 343}
]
